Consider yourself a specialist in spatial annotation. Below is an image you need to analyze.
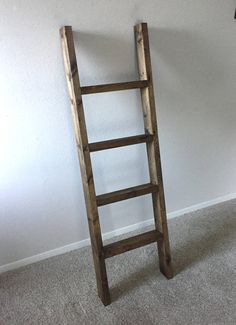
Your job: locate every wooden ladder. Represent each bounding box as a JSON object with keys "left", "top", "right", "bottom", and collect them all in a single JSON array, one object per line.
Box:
[{"left": 60, "top": 22, "right": 173, "bottom": 306}]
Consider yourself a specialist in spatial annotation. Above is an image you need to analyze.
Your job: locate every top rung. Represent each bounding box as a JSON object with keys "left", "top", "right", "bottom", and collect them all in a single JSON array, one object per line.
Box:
[{"left": 80, "top": 80, "right": 149, "bottom": 95}]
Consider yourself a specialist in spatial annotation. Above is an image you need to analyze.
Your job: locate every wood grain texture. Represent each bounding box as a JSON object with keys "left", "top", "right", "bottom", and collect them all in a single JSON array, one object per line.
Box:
[
  {"left": 81, "top": 80, "right": 148, "bottom": 95},
  {"left": 104, "top": 230, "right": 163, "bottom": 258},
  {"left": 60, "top": 26, "right": 111, "bottom": 305},
  {"left": 89, "top": 134, "right": 153, "bottom": 152},
  {"left": 96, "top": 183, "right": 158, "bottom": 206},
  {"left": 134, "top": 22, "right": 173, "bottom": 279},
  {"left": 60, "top": 23, "right": 173, "bottom": 306}
]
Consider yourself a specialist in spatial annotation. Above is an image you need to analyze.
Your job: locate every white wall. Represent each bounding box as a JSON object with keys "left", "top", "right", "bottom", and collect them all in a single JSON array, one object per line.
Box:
[{"left": 0, "top": 1, "right": 236, "bottom": 268}]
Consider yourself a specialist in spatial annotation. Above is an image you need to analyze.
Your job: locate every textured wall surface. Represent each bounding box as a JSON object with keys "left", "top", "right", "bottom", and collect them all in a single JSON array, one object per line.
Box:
[{"left": 0, "top": 1, "right": 236, "bottom": 267}]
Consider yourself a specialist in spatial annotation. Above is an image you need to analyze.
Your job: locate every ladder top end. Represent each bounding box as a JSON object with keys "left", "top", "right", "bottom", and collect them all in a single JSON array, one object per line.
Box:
[
  {"left": 60, "top": 26, "right": 72, "bottom": 32},
  {"left": 59, "top": 26, "right": 73, "bottom": 38},
  {"left": 134, "top": 22, "right": 148, "bottom": 32},
  {"left": 134, "top": 22, "right": 148, "bottom": 26}
]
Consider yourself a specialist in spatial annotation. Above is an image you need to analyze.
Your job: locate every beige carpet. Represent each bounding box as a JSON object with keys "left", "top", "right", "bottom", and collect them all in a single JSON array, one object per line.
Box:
[{"left": 0, "top": 200, "right": 236, "bottom": 324}]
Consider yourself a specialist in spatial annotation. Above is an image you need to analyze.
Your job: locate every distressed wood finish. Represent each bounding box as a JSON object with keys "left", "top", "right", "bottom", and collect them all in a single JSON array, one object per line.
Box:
[
  {"left": 96, "top": 183, "right": 158, "bottom": 206},
  {"left": 104, "top": 230, "right": 163, "bottom": 258},
  {"left": 60, "top": 26, "right": 111, "bottom": 305},
  {"left": 81, "top": 80, "right": 148, "bottom": 95},
  {"left": 89, "top": 134, "right": 153, "bottom": 152},
  {"left": 134, "top": 23, "right": 173, "bottom": 278}
]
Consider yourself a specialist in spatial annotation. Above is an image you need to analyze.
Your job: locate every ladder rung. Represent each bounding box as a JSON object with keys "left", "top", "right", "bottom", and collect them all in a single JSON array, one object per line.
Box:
[
  {"left": 103, "top": 229, "right": 163, "bottom": 259},
  {"left": 81, "top": 80, "right": 149, "bottom": 95},
  {"left": 96, "top": 183, "right": 158, "bottom": 206},
  {"left": 89, "top": 134, "right": 153, "bottom": 152}
]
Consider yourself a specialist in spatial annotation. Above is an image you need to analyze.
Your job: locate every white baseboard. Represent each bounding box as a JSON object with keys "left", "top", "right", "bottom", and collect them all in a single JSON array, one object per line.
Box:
[
  {"left": 167, "top": 192, "right": 236, "bottom": 219},
  {"left": 1, "top": 192, "right": 236, "bottom": 274}
]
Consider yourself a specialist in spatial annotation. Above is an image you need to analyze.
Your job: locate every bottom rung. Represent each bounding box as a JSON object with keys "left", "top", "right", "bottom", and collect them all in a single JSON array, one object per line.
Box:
[{"left": 103, "top": 229, "right": 163, "bottom": 259}]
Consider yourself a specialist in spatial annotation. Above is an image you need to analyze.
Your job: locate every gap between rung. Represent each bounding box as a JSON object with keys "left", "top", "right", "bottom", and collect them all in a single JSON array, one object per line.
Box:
[
  {"left": 81, "top": 80, "right": 149, "bottom": 95},
  {"left": 103, "top": 229, "right": 163, "bottom": 259}
]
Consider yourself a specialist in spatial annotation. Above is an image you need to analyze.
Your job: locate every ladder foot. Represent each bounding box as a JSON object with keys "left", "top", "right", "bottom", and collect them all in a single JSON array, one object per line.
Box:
[
  {"left": 96, "top": 277, "right": 111, "bottom": 305},
  {"left": 158, "top": 248, "right": 174, "bottom": 279},
  {"left": 99, "top": 293, "right": 111, "bottom": 306},
  {"left": 160, "top": 263, "right": 174, "bottom": 279}
]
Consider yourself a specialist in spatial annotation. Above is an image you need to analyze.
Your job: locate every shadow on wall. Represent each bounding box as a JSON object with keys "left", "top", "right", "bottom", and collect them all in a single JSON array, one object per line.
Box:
[
  {"left": 149, "top": 27, "right": 236, "bottom": 210},
  {"left": 71, "top": 30, "right": 150, "bottom": 232},
  {"left": 72, "top": 26, "right": 232, "bottom": 150},
  {"left": 73, "top": 31, "right": 138, "bottom": 84},
  {"left": 150, "top": 27, "right": 228, "bottom": 93},
  {"left": 69, "top": 27, "right": 236, "bottom": 231},
  {"left": 149, "top": 26, "right": 234, "bottom": 137}
]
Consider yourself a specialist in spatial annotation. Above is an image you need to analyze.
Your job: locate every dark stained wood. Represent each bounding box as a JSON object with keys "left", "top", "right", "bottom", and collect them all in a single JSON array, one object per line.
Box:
[
  {"left": 60, "top": 26, "right": 111, "bottom": 305},
  {"left": 134, "top": 23, "right": 173, "bottom": 279},
  {"left": 96, "top": 183, "right": 158, "bottom": 206},
  {"left": 60, "top": 23, "right": 174, "bottom": 306},
  {"left": 104, "top": 230, "right": 163, "bottom": 258},
  {"left": 89, "top": 134, "right": 153, "bottom": 152},
  {"left": 81, "top": 80, "right": 148, "bottom": 95}
]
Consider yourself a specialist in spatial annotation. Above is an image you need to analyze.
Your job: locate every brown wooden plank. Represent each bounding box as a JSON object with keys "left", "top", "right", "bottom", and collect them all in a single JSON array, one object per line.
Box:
[
  {"left": 60, "top": 26, "right": 111, "bottom": 305},
  {"left": 134, "top": 23, "right": 173, "bottom": 279},
  {"left": 89, "top": 134, "right": 153, "bottom": 152},
  {"left": 104, "top": 230, "right": 163, "bottom": 258},
  {"left": 81, "top": 80, "right": 148, "bottom": 95},
  {"left": 96, "top": 183, "right": 158, "bottom": 207}
]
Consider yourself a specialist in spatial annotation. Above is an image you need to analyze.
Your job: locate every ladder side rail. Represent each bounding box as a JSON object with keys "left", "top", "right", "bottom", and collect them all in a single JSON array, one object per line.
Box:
[
  {"left": 60, "top": 26, "right": 111, "bottom": 305},
  {"left": 134, "top": 23, "right": 173, "bottom": 279}
]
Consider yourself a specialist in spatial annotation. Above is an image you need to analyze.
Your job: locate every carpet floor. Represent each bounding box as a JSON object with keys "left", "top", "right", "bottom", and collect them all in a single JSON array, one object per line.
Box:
[{"left": 0, "top": 200, "right": 236, "bottom": 325}]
